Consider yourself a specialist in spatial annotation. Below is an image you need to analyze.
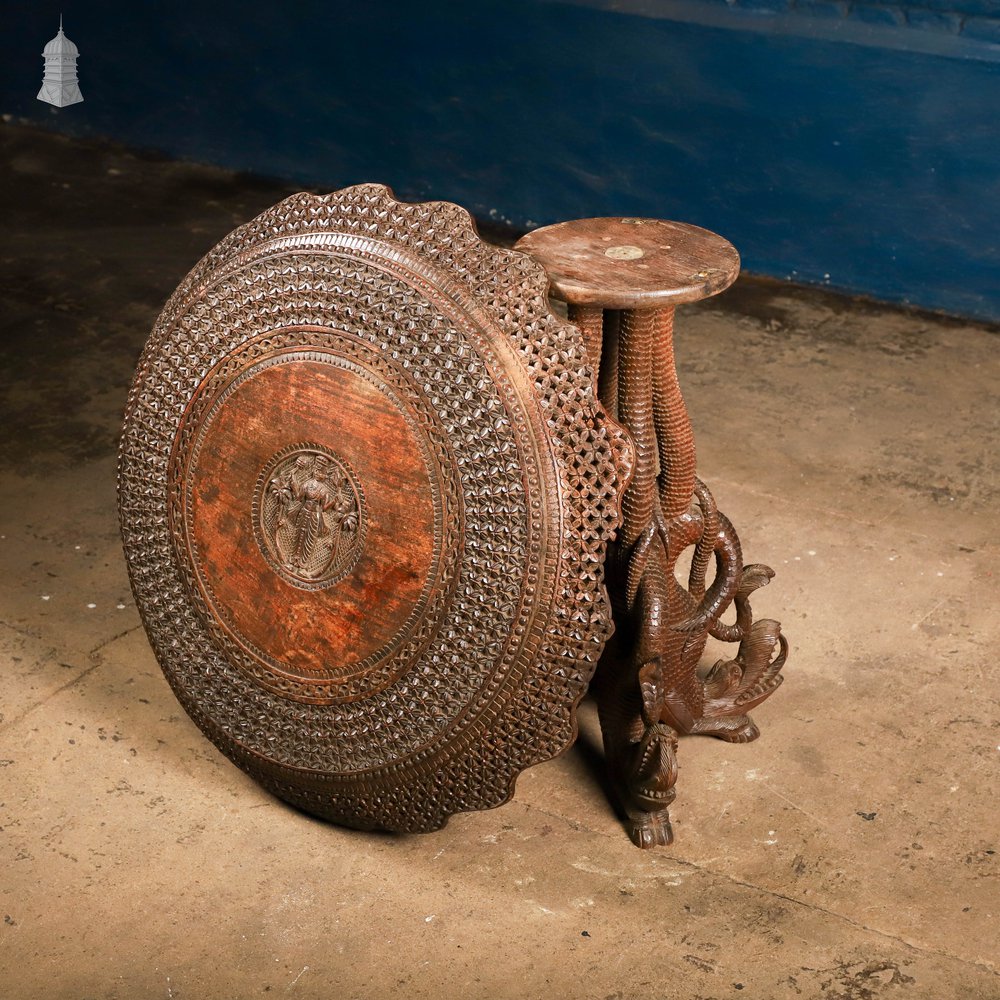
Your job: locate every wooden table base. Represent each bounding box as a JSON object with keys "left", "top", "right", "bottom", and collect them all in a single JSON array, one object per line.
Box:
[{"left": 517, "top": 219, "right": 787, "bottom": 848}]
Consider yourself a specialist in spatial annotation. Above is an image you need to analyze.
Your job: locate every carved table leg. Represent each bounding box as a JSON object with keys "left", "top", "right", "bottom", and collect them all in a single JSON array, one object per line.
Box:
[
  {"left": 515, "top": 216, "right": 788, "bottom": 848},
  {"left": 596, "top": 303, "right": 786, "bottom": 847}
]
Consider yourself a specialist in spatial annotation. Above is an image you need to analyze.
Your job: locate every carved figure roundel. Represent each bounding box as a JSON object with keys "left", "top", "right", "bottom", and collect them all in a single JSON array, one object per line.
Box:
[
  {"left": 118, "top": 184, "right": 629, "bottom": 833},
  {"left": 253, "top": 444, "right": 366, "bottom": 589}
]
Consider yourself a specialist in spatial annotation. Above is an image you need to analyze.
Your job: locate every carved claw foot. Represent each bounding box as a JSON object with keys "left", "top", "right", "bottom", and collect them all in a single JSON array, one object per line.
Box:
[
  {"left": 690, "top": 714, "right": 760, "bottom": 743},
  {"left": 627, "top": 807, "right": 675, "bottom": 849},
  {"left": 613, "top": 721, "right": 679, "bottom": 849}
]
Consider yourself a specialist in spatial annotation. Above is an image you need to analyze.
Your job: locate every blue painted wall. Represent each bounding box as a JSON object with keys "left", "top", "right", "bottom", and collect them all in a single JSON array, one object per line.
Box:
[{"left": 4, "top": 1, "right": 999, "bottom": 320}]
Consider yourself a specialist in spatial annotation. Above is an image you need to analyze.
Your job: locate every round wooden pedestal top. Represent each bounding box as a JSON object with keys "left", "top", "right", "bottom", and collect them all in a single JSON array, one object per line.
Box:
[{"left": 516, "top": 217, "right": 740, "bottom": 310}]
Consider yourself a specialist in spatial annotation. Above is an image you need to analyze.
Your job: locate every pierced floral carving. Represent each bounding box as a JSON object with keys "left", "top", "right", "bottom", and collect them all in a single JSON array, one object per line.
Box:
[{"left": 118, "top": 184, "right": 630, "bottom": 832}]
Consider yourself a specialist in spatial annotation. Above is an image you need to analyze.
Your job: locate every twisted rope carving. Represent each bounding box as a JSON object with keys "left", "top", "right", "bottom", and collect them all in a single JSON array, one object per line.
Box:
[
  {"left": 617, "top": 310, "right": 658, "bottom": 551},
  {"left": 651, "top": 308, "right": 697, "bottom": 522}
]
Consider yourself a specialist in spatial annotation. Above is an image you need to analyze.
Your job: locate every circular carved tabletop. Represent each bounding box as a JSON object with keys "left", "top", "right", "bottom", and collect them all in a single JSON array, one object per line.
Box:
[
  {"left": 118, "top": 185, "right": 630, "bottom": 832},
  {"left": 515, "top": 217, "right": 740, "bottom": 310}
]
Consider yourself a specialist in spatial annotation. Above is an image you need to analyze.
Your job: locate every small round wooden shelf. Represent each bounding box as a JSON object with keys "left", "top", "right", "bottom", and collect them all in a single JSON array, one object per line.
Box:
[{"left": 515, "top": 217, "right": 740, "bottom": 310}]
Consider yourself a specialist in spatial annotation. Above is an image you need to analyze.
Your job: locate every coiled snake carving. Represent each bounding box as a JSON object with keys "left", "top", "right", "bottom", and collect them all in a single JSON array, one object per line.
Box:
[{"left": 573, "top": 304, "right": 787, "bottom": 848}]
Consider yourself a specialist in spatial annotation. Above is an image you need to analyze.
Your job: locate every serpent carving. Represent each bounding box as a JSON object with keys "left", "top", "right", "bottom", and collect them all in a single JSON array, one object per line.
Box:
[{"left": 586, "top": 304, "right": 787, "bottom": 848}]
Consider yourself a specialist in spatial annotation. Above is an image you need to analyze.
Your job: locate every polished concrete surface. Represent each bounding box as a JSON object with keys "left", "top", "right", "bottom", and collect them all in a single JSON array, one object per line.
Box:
[{"left": 1, "top": 124, "right": 998, "bottom": 999}]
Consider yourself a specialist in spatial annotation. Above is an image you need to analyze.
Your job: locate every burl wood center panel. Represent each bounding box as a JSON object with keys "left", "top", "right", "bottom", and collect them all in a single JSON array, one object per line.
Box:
[{"left": 177, "top": 348, "right": 440, "bottom": 697}]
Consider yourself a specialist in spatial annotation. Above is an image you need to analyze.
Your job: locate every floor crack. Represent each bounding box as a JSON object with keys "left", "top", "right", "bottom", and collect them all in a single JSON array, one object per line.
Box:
[
  {"left": 2, "top": 660, "right": 102, "bottom": 732},
  {"left": 88, "top": 623, "right": 143, "bottom": 658},
  {"left": 519, "top": 799, "right": 997, "bottom": 977},
  {"left": 661, "top": 854, "right": 999, "bottom": 978},
  {"left": 0, "top": 618, "right": 42, "bottom": 640},
  {"left": 2, "top": 625, "right": 143, "bottom": 732}
]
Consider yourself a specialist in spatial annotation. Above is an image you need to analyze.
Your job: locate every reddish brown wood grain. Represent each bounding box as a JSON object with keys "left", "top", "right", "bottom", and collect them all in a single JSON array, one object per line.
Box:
[{"left": 184, "top": 350, "right": 439, "bottom": 685}]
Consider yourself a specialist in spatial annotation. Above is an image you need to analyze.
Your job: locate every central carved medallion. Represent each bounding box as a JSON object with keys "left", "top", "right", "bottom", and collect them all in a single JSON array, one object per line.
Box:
[{"left": 253, "top": 443, "right": 366, "bottom": 590}]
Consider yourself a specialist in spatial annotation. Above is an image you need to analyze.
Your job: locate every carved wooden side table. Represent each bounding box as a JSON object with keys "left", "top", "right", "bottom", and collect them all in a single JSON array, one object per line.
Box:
[
  {"left": 517, "top": 218, "right": 787, "bottom": 848},
  {"left": 118, "top": 186, "right": 633, "bottom": 836}
]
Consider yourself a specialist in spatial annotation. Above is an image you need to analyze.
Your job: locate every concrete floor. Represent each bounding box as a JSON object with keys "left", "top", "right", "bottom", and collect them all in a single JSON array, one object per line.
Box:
[{"left": 1, "top": 123, "right": 998, "bottom": 999}]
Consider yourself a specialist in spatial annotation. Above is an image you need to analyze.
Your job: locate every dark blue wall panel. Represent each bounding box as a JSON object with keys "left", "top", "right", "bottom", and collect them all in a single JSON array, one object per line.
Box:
[{"left": 4, "top": 1, "right": 999, "bottom": 320}]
